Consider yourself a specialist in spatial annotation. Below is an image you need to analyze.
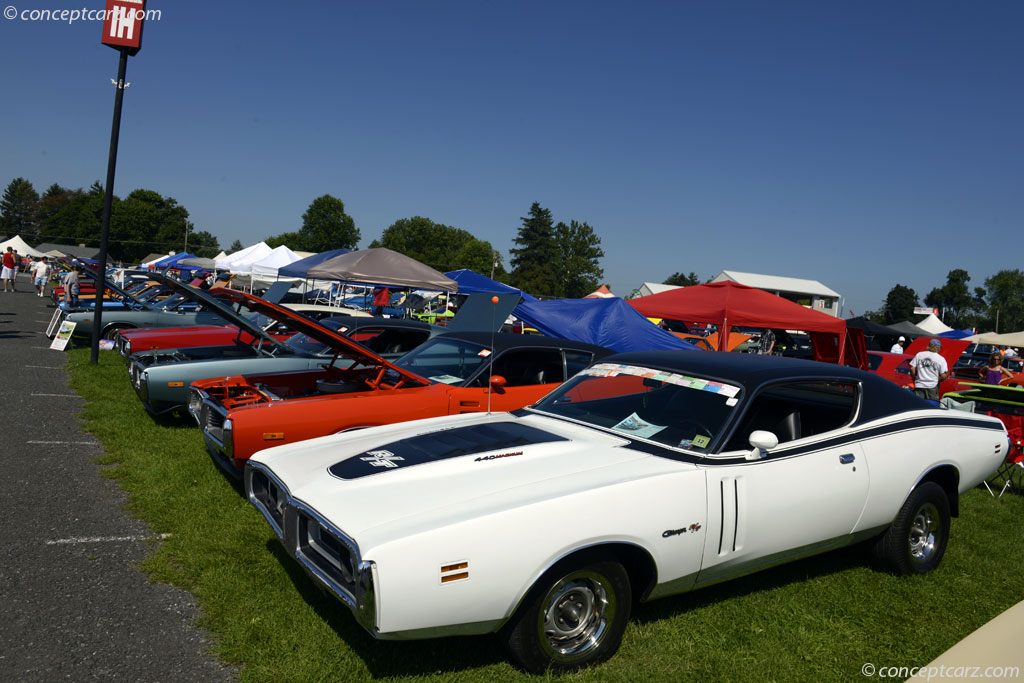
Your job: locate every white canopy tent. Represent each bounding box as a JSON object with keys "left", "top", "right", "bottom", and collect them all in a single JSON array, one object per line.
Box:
[
  {"left": 0, "top": 235, "right": 46, "bottom": 258},
  {"left": 250, "top": 245, "right": 303, "bottom": 281},
  {"left": 216, "top": 242, "right": 272, "bottom": 274},
  {"left": 916, "top": 313, "right": 954, "bottom": 335}
]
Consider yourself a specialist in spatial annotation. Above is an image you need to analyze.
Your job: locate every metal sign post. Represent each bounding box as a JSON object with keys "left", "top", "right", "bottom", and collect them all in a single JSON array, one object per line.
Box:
[{"left": 90, "top": 0, "right": 146, "bottom": 363}]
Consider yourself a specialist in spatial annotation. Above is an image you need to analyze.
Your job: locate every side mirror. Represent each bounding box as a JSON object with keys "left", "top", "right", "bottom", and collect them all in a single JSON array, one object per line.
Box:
[
  {"left": 745, "top": 430, "right": 779, "bottom": 461},
  {"left": 489, "top": 375, "right": 507, "bottom": 389}
]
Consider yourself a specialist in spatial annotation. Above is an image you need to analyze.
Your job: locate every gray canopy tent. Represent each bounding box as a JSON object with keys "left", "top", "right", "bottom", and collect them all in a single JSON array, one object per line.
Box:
[{"left": 306, "top": 248, "right": 457, "bottom": 291}]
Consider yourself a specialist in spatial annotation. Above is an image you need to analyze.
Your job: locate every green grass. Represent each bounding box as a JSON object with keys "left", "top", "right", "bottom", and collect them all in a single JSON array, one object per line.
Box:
[{"left": 68, "top": 348, "right": 1024, "bottom": 682}]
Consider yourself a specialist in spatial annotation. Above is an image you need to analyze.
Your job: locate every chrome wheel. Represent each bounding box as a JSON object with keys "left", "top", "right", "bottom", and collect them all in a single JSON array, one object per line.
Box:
[
  {"left": 908, "top": 502, "right": 940, "bottom": 562},
  {"left": 541, "top": 572, "right": 613, "bottom": 657},
  {"left": 505, "top": 558, "right": 630, "bottom": 673}
]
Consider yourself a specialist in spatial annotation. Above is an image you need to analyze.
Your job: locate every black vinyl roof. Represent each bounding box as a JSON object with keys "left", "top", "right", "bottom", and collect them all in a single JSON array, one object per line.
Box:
[{"left": 603, "top": 349, "right": 930, "bottom": 423}]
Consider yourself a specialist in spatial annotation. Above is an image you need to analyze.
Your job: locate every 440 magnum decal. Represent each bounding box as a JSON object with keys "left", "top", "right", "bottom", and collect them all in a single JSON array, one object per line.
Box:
[{"left": 475, "top": 451, "right": 523, "bottom": 462}]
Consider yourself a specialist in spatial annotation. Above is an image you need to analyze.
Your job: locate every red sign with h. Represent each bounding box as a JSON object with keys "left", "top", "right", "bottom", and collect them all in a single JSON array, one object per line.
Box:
[{"left": 101, "top": 0, "right": 146, "bottom": 55}]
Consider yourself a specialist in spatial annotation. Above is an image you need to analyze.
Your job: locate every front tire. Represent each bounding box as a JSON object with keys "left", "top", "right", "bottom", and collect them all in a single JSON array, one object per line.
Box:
[
  {"left": 503, "top": 558, "right": 631, "bottom": 674},
  {"left": 871, "top": 481, "right": 951, "bottom": 575},
  {"left": 103, "top": 324, "right": 130, "bottom": 341}
]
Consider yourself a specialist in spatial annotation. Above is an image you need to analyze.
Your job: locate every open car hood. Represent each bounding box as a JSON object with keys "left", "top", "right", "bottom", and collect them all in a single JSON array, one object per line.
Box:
[
  {"left": 208, "top": 288, "right": 431, "bottom": 385},
  {"left": 905, "top": 337, "right": 971, "bottom": 368}
]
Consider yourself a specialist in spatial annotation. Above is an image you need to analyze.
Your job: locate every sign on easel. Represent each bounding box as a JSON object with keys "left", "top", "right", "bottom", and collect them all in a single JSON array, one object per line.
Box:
[
  {"left": 45, "top": 308, "right": 63, "bottom": 338},
  {"left": 50, "top": 321, "right": 77, "bottom": 351}
]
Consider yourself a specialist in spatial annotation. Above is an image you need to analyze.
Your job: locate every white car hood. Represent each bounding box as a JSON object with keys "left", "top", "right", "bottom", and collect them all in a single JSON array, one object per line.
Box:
[{"left": 254, "top": 412, "right": 693, "bottom": 544}]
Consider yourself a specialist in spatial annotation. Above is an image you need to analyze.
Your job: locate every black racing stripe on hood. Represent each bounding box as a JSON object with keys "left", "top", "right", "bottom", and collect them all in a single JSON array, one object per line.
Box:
[{"left": 328, "top": 422, "right": 568, "bottom": 480}]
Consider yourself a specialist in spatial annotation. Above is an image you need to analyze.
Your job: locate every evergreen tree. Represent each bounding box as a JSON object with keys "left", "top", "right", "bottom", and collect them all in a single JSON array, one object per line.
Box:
[
  {"left": 0, "top": 177, "right": 40, "bottom": 240},
  {"left": 228, "top": 239, "right": 245, "bottom": 252},
  {"left": 510, "top": 202, "right": 557, "bottom": 295}
]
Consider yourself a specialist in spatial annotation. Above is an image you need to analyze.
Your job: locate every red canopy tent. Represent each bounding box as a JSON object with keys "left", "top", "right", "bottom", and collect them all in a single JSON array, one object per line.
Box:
[{"left": 629, "top": 281, "right": 865, "bottom": 367}]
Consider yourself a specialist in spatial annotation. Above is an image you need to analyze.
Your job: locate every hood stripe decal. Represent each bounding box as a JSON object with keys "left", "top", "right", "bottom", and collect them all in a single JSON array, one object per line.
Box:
[{"left": 328, "top": 422, "right": 568, "bottom": 480}]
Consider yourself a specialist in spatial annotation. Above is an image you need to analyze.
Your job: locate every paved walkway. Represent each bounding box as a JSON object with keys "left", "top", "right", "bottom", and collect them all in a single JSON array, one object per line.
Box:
[{"left": 0, "top": 274, "right": 234, "bottom": 682}]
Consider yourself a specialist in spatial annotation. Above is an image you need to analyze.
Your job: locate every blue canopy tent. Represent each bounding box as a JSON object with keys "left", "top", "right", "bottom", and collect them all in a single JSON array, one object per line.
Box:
[
  {"left": 444, "top": 269, "right": 539, "bottom": 302},
  {"left": 277, "top": 248, "right": 352, "bottom": 278},
  {"left": 149, "top": 252, "right": 195, "bottom": 268},
  {"left": 512, "top": 298, "right": 701, "bottom": 353},
  {"left": 938, "top": 328, "right": 975, "bottom": 339}
]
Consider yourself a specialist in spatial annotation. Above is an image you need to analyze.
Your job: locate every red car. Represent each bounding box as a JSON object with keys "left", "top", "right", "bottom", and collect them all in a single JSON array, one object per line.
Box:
[
  {"left": 114, "top": 304, "right": 372, "bottom": 358},
  {"left": 866, "top": 351, "right": 912, "bottom": 387}
]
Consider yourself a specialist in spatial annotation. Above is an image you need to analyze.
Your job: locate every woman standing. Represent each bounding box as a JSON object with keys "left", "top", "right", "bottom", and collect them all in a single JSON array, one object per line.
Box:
[{"left": 979, "top": 352, "right": 1013, "bottom": 385}]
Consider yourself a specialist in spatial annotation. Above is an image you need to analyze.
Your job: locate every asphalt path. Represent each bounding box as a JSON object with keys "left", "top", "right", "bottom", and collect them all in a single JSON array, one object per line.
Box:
[{"left": 0, "top": 274, "right": 234, "bottom": 682}]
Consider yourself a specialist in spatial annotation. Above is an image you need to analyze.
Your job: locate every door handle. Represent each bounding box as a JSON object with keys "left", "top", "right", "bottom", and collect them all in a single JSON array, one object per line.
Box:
[{"left": 839, "top": 453, "right": 855, "bottom": 465}]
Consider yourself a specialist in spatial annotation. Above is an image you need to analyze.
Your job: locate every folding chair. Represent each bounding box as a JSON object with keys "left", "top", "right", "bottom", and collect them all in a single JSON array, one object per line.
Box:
[{"left": 984, "top": 412, "right": 1024, "bottom": 498}]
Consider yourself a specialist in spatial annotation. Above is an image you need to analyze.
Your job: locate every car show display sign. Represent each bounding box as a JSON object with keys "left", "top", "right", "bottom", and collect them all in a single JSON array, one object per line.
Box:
[{"left": 50, "top": 321, "right": 77, "bottom": 351}]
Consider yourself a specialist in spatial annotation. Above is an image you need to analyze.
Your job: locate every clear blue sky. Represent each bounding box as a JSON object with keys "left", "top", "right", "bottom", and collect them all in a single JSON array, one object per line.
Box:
[{"left": 2, "top": 1, "right": 1022, "bottom": 317}]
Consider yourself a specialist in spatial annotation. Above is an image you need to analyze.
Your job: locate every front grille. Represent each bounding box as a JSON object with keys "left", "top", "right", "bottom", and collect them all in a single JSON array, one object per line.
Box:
[
  {"left": 291, "top": 501, "right": 361, "bottom": 607},
  {"left": 204, "top": 405, "right": 226, "bottom": 440},
  {"left": 116, "top": 336, "right": 130, "bottom": 358},
  {"left": 248, "top": 467, "right": 288, "bottom": 537}
]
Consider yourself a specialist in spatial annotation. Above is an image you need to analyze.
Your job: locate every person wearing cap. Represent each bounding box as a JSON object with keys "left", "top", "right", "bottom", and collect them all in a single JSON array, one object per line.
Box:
[
  {"left": 909, "top": 339, "right": 948, "bottom": 401},
  {"left": 890, "top": 336, "right": 907, "bottom": 354}
]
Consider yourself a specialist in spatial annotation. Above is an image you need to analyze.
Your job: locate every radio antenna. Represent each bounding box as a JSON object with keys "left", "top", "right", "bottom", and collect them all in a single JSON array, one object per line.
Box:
[{"left": 487, "top": 295, "right": 498, "bottom": 414}]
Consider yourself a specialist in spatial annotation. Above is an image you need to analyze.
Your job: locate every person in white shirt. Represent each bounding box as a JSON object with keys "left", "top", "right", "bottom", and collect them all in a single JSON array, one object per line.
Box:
[
  {"left": 890, "top": 336, "right": 907, "bottom": 354},
  {"left": 1003, "top": 346, "right": 1017, "bottom": 358},
  {"left": 909, "top": 339, "right": 949, "bottom": 401},
  {"left": 31, "top": 257, "right": 50, "bottom": 297}
]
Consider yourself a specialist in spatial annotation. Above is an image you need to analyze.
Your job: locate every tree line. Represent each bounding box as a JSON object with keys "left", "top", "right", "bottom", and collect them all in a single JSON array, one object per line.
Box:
[
  {"left": 867, "top": 268, "right": 1024, "bottom": 334},
  {"left": 0, "top": 177, "right": 606, "bottom": 298}
]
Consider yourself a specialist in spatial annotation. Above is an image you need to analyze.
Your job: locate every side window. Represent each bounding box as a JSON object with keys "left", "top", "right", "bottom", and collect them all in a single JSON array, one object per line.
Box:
[
  {"left": 564, "top": 350, "right": 593, "bottom": 380},
  {"left": 723, "top": 381, "right": 858, "bottom": 451},
  {"left": 479, "top": 349, "right": 566, "bottom": 387}
]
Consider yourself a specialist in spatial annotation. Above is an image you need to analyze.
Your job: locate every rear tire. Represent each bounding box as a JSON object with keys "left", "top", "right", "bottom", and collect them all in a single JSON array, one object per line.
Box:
[
  {"left": 503, "top": 557, "right": 631, "bottom": 674},
  {"left": 871, "top": 481, "right": 950, "bottom": 575}
]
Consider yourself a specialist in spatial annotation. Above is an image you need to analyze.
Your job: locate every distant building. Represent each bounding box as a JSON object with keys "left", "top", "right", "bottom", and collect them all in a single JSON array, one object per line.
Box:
[
  {"left": 34, "top": 243, "right": 101, "bottom": 260},
  {"left": 630, "top": 282, "right": 683, "bottom": 299},
  {"left": 710, "top": 270, "right": 841, "bottom": 317}
]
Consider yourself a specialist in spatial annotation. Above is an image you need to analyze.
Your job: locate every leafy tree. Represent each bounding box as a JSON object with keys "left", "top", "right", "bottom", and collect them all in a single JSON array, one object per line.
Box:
[
  {"left": 924, "top": 269, "right": 984, "bottom": 329},
  {"left": 554, "top": 220, "right": 604, "bottom": 298},
  {"left": 43, "top": 182, "right": 105, "bottom": 247},
  {"left": 510, "top": 202, "right": 558, "bottom": 295},
  {"left": 369, "top": 216, "right": 503, "bottom": 275},
  {"left": 0, "top": 177, "right": 40, "bottom": 240},
  {"left": 186, "top": 230, "right": 221, "bottom": 258},
  {"left": 110, "top": 189, "right": 194, "bottom": 263},
  {"left": 983, "top": 269, "right": 1024, "bottom": 333},
  {"left": 663, "top": 272, "right": 702, "bottom": 287},
  {"left": 881, "top": 284, "right": 919, "bottom": 325},
  {"left": 299, "top": 195, "right": 360, "bottom": 251},
  {"left": 228, "top": 239, "right": 245, "bottom": 252},
  {"left": 35, "top": 184, "right": 82, "bottom": 243},
  {"left": 265, "top": 231, "right": 301, "bottom": 249}
]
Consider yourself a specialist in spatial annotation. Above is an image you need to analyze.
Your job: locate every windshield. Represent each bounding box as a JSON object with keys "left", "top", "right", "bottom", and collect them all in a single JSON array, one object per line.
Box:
[
  {"left": 153, "top": 293, "right": 189, "bottom": 310},
  {"left": 393, "top": 337, "right": 491, "bottom": 385},
  {"left": 529, "top": 362, "right": 741, "bottom": 453},
  {"left": 281, "top": 319, "right": 349, "bottom": 355}
]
